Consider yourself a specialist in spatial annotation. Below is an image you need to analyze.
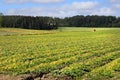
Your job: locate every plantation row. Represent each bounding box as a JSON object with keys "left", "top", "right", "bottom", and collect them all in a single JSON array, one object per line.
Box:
[
  {"left": 80, "top": 58, "right": 120, "bottom": 80},
  {"left": 0, "top": 28, "right": 120, "bottom": 80},
  {"left": 61, "top": 50, "right": 120, "bottom": 77}
]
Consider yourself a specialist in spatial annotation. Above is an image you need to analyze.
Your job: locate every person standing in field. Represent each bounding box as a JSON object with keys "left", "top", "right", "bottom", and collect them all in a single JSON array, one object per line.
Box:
[{"left": 93, "top": 29, "right": 96, "bottom": 32}]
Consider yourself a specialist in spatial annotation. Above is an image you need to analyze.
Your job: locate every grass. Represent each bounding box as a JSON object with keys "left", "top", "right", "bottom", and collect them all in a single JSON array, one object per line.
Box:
[
  {"left": 0, "top": 27, "right": 120, "bottom": 80},
  {"left": 0, "top": 28, "right": 57, "bottom": 35}
]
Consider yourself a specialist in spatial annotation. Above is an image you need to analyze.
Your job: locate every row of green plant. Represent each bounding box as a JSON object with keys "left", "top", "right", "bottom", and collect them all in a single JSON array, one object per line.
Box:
[{"left": 80, "top": 58, "right": 120, "bottom": 80}]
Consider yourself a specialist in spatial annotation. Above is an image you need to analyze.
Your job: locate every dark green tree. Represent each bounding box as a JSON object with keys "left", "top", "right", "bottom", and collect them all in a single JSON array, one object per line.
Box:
[{"left": 0, "top": 13, "right": 3, "bottom": 27}]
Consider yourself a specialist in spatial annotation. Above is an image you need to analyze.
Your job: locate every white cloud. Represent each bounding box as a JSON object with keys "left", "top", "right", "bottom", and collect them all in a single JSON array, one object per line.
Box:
[
  {"left": 110, "top": 0, "right": 120, "bottom": 3},
  {"left": 91, "top": 7, "right": 116, "bottom": 16},
  {"left": 109, "top": 0, "right": 120, "bottom": 9},
  {"left": 6, "top": 7, "right": 68, "bottom": 17},
  {"left": 5, "top": 1, "right": 118, "bottom": 17},
  {"left": 115, "top": 4, "right": 120, "bottom": 8},
  {"left": 110, "top": 0, "right": 116, "bottom": 2},
  {"left": 62, "top": 1, "right": 98, "bottom": 11},
  {"left": 72, "top": 1, "right": 98, "bottom": 10},
  {"left": 60, "top": 1, "right": 99, "bottom": 16},
  {"left": 3, "top": 0, "right": 64, "bottom": 4},
  {"left": 5, "top": 1, "right": 99, "bottom": 17}
]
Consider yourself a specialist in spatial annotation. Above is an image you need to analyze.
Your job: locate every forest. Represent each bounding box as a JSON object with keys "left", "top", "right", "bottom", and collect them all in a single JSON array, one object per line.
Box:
[{"left": 0, "top": 14, "right": 120, "bottom": 30}]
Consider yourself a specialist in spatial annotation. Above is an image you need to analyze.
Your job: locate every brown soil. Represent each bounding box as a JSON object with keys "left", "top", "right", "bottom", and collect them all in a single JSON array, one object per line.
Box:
[
  {"left": 0, "top": 74, "right": 73, "bottom": 80},
  {"left": 0, "top": 74, "right": 23, "bottom": 80}
]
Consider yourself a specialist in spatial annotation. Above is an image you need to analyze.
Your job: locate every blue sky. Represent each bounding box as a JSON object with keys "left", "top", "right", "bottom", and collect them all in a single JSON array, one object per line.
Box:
[{"left": 0, "top": 0, "right": 120, "bottom": 17}]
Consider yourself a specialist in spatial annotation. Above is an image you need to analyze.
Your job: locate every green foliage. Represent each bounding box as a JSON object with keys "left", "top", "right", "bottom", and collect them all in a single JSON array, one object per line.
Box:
[
  {"left": 1, "top": 15, "right": 120, "bottom": 29},
  {"left": 57, "top": 15, "right": 120, "bottom": 27},
  {"left": 2, "top": 16, "right": 58, "bottom": 30},
  {"left": 0, "top": 13, "right": 3, "bottom": 27},
  {"left": 0, "top": 27, "right": 120, "bottom": 80}
]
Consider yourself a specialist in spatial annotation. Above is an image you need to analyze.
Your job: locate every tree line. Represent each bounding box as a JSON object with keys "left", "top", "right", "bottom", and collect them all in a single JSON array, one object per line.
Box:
[
  {"left": 59, "top": 15, "right": 120, "bottom": 27},
  {"left": 1, "top": 15, "right": 58, "bottom": 30},
  {"left": 0, "top": 14, "right": 120, "bottom": 30},
  {"left": 0, "top": 13, "right": 3, "bottom": 27}
]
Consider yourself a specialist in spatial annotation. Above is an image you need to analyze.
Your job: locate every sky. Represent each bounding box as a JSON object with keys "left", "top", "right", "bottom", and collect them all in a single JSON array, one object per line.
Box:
[{"left": 0, "top": 0, "right": 120, "bottom": 17}]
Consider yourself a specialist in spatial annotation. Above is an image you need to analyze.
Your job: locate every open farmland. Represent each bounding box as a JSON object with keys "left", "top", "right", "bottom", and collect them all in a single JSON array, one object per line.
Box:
[{"left": 0, "top": 28, "right": 120, "bottom": 80}]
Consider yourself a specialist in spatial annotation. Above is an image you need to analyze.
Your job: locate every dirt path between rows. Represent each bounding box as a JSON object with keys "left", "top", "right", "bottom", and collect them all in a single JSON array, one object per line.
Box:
[
  {"left": 0, "top": 74, "right": 73, "bottom": 80},
  {"left": 0, "top": 74, "right": 23, "bottom": 80}
]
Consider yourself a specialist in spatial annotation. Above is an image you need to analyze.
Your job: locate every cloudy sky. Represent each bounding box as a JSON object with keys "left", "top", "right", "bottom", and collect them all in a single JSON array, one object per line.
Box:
[{"left": 0, "top": 0, "right": 120, "bottom": 17}]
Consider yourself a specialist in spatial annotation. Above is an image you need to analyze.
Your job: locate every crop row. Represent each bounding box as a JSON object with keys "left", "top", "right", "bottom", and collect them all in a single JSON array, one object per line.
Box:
[
  {"left": 0, "top": 37, "right": 118, "bottom": 68},
  {"left": 80, "top": 58, "right": 120, "bottom": 80},
  {"left": 1, "top": 46, "right": 119, "bottom": 75},
  {"left": 60, "top": 50, "right": 120, "bottom": 77}
]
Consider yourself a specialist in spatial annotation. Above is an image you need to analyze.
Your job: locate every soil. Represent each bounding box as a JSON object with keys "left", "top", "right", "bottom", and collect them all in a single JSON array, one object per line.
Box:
[
  {"left": 0, "top": 74, "right": 73, "bottom": 80},
  {"left": 0, "top": 74, "right": 23, "bottom": 80}
]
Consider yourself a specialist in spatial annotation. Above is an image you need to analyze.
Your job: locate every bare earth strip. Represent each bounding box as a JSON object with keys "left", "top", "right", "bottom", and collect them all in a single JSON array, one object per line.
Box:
[
  {"left": 0, "top": 74, "right": 22, "bottom": 80},
  {"left": 0, "top": 74, "right": 73, "bottom": 80}
]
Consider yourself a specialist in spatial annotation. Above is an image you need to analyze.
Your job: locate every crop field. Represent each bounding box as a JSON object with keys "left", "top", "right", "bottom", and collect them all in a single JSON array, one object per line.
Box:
[{"left": 0, "top": 27, "right": 120, "bottom": 80}]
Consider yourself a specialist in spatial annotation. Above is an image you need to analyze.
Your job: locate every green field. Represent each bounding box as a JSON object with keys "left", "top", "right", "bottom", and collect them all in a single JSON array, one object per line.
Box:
[{"left": 0, "top": 28, "right": 120, "bottom": 80}]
